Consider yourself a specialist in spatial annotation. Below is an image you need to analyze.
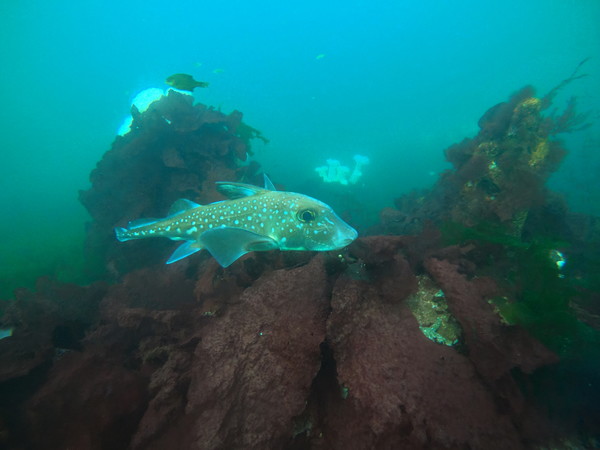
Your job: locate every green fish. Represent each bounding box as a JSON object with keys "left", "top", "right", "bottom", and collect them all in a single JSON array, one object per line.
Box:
[
  {"left": 165, "top": 73, "right": 209, "bottom": 92},
  {"left": 115, "top": 177, "right": 358, "bottom": 267}
]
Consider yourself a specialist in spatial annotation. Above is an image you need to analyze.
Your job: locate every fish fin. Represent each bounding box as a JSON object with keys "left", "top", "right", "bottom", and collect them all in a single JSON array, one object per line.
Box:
[
  {"left": 263, "top": 174, "right": 276, "bottom": 191},
  {"left": 115, "top": 217, "right": 160, "bottom": 241},
  {"left": 115, "top": 227, "right": 130, "bottom": 242},
  {"left": 166, "top": 241, "right": 202, "bottom": 264},
  {"left": 215, "top": 181, "right": 268, "bottom": 199},
  {"left": 168, "top": 199, "right": 201, "bottom": 216},
  {"left": 200, "top": 227, "right": 278, "bottom": 267},
  {"left": 128, "top": 218, "right": 160, "bottom": 229}
]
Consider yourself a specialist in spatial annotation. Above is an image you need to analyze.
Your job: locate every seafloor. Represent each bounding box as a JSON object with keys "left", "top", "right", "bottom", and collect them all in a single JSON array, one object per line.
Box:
[{"left": 0, "top": 86, "right": 598, "bottom": 449}]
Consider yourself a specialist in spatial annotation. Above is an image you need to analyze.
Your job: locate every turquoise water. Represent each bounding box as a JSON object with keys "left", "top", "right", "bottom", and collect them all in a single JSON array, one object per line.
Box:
[{"left": 1, "top": 0, "right": 599, "bottom": 297}]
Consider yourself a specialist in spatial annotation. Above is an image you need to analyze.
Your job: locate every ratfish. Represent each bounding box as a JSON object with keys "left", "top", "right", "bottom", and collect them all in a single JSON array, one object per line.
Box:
[{"left": 115, "top": 176, "right": 358, "bottom": 267}]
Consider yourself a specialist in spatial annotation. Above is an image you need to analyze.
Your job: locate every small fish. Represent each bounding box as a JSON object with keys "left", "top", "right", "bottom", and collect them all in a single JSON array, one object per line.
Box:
[
  {"left": 115, "top": 176, "right": 358, "bottom": 267},
  {"left": 212, "top": 68, "right": 225, "bottom": 74},
  {"left": 315, "top": 54, "right": 326, "bottom": 60},
  {"left": 165, "top": 73, "right": 209, "bottom": 92}
]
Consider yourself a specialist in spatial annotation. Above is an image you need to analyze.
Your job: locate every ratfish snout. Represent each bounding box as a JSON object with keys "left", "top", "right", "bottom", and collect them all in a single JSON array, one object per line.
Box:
[{"left": 335, "top": 226, "right": 358, "bottom": 248}]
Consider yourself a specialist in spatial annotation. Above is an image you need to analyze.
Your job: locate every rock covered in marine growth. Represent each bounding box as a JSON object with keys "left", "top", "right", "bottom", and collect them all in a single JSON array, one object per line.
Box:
[
  {"left": 381, "top": 85, "right": 571, "bottom": 236},
  {"left": 3, "top": 236, "right": 560, "bottom": 449}
]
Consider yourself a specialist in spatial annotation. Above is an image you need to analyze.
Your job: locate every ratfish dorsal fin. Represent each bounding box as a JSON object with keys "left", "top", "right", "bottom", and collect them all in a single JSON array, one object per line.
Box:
[
  {"left": 168, "top": 199, "right": 201, "bottom": 216},
  {"left": 199, "top": 227, "right": 278, "bottom": 267},
  {"left": 215, "top": 181, "right": 268, "bottom": 199},
  {"left": 263, "top": 174, "right": 276, "bottom": 191}
]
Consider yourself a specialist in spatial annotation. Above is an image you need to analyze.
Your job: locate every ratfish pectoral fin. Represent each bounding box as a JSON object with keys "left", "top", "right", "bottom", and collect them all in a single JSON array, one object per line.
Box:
[
  {"left": 166, "top": 241, "right": 202, "bottom": 264},
  {"left": 199, "top": 227, "right": 278, "bottom": 267}
]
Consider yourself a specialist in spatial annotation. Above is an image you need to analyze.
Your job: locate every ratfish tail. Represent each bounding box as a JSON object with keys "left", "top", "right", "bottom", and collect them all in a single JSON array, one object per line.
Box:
[{"left": 115, "top": 227, "right": 131, "bottom": 242}]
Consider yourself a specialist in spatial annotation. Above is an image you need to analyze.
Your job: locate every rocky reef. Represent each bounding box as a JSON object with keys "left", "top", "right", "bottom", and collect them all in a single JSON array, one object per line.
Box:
[
  {"left": 0, "top": 88, "right": 598, "bottom": 449},
  {"left": 382, "top": 85, "right": 573, "bottom": 237}
]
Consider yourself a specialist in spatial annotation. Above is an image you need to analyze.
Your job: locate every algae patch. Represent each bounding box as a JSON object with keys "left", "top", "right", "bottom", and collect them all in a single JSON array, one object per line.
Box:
[{"left": 407, "top": 275, "right": 462, "bottom": 346}]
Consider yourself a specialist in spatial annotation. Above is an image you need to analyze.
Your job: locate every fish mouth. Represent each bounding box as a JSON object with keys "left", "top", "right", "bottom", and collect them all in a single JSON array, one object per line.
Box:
[
  {"left": 335, "top": 227, "right": 358, "bottom": 248},
  {"left": 338, "top": 237, "right": 355, "bottom": 247}
]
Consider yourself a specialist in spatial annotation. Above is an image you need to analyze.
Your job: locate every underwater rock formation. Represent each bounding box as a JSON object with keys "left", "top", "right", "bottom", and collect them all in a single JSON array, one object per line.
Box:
[
  {"left": 0, "top": 237, "right": 558, "bottom": 449},
  {"left": 1, "top": 85, "right": 598, "bottom": 449},
  {"left": 0, "top": 278, "right": 106, "bottom": 382},
  {"left": 380, "top": 82, "right": 600, "bottom": 443},
  {"left": 0, "top": 278, "right": 107, "bottom": 448},
  {"left": 382, "top": 85, "right": 575, "bottom": 237}
]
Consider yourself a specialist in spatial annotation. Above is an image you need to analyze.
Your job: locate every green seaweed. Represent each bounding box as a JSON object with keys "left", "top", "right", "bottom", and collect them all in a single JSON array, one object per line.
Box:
[
  {"left": 235, "top": 122, "right": 269, "bottom": 156},
  {"left": 440, "top": 221, "right": 531, "bottom": 249},
  {"left": 441, "top": 221, "right": 600, "bottom": 360}
]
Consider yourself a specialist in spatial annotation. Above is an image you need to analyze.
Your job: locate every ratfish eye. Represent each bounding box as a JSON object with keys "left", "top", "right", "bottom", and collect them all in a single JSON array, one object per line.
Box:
[{"left": 297, "top": 208, "right": 317, "bottom": 222}]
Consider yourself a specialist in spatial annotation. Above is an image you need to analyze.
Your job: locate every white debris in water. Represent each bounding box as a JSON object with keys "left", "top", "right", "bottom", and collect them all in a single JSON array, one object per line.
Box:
[
  {"left": 117, "top": 88, "right": 192, "bottom": 136},
  {"left": 132, "top": 88, "right": 166, "bottom": 113},
  {"left": 315, "top": 154, "right": 370, "bottom": 185}
]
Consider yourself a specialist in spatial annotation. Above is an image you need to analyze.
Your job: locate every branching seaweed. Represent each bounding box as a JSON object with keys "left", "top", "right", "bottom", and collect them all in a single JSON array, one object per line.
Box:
[
  {"left": 541, "top": 57, "right": 590, "bottom": 110},
  {"left": 545, "top": 96, "right": 592, "bottom": 135},
  {"left": 537, "top": 58, "right": 593, "bottom": 135}
]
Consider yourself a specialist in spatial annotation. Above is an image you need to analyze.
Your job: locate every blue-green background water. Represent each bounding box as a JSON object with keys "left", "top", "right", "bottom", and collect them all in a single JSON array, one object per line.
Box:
[{"left": 1, "top": 0, "right": 599, "bottom": 297}]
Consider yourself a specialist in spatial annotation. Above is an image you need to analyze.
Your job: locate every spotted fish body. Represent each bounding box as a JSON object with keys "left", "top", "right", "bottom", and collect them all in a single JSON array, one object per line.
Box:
[{"left": 115, "top": 177, "right": 358, "bottom": 267}]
